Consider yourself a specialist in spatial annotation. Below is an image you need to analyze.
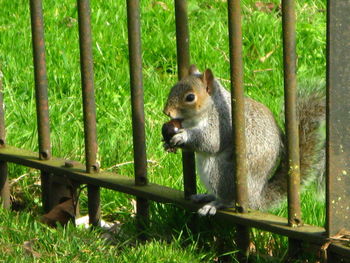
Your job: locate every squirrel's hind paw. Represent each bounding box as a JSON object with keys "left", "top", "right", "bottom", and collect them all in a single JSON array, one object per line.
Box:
[
  {"left": 197, "top": 201, "right": 227, "bottom": 216},
  {"left": 198, "top": 204, "right": 217, "bottom": 216}
]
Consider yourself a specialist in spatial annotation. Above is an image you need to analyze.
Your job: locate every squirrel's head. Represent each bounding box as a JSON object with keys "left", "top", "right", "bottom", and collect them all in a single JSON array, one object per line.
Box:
[{"left": 163, "top": 65, "right": 215, "bottom": 120}]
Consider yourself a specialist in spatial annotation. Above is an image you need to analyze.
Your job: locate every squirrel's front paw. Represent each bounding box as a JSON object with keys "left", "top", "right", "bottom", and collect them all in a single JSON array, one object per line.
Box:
[
  {"left": 163, "top": 142, "right": 178, "bottom": 153},
  {"left": 169, "top": 129, "right": 187, "bottom": 147}
]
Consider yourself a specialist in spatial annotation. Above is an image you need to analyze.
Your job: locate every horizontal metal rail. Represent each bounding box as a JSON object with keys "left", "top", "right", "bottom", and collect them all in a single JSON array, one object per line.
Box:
[{"left": 0, "top": 145, "right": 349, "bottom": 257}]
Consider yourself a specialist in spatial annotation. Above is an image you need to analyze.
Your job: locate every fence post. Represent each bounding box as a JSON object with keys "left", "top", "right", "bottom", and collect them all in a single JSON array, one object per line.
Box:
[
  {"left": 174, "top": 0, "right": 197, "bottom": 200},
  {"left": 126, "top": 0, "right": 149, "bottom": 239},
  {"left": 326, "top": 0, "right": 350, "bottom": 239},
  {"left": 0, "top": 72, "right": 10, "bottom": 209},
  {"left": 227, "top": 0, "right": 250, "bottom": 261},
  {"left": 77, "top": 0, "right": 101, "bottom": 226}
]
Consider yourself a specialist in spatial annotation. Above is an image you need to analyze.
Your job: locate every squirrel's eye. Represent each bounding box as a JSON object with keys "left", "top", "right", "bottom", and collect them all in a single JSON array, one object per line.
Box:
[{"left": 185, "top": 94, "right": 195, "bottom": 102}]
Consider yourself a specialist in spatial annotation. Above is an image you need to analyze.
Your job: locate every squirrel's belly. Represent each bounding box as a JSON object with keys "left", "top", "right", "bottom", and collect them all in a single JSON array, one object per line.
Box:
[
  {"left": 196, "top": 151, "right": 231, "bottom": 195},
  {"left": 196, "top": 152, "right": 214, "bottom": 193}
]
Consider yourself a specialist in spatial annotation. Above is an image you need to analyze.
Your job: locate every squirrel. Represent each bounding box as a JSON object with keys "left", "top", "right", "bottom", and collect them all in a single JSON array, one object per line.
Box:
[{"left": 163, "top": 65, "right": 325, "bottom": 216}]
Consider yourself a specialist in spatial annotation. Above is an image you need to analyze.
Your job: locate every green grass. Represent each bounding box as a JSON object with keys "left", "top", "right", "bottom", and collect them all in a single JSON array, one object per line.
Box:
[
  {"left": 0, "top": 0, "right": 326, "bottom": 261},
  {"left": 0, "top": 208, "right": 213, "bottom": 263}
]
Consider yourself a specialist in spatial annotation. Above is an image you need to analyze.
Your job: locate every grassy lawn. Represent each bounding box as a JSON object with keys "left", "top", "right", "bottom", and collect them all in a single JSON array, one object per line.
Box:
[{"left": 0, "top": 0, "right": 326, "bottom": 262}]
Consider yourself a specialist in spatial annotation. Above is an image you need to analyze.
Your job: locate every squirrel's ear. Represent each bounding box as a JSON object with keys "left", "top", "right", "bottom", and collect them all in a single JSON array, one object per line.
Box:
[
  {"left": 188, "top": 64, "right": 200, "bottom": 75},
  {"left": 203, "top": 69, "right": 214, "bottom": 95}
]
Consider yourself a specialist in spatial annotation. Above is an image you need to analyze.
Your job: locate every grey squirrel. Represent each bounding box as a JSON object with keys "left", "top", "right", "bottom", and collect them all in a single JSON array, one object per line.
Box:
[{"left": 163, "top": 65, "right": 325, "bottom": 216}]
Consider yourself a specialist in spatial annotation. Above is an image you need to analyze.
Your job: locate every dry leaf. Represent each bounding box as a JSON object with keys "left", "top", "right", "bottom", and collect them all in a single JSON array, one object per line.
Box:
[
  {"left": 255, "top": 2, "right": 280, "bottom": 13},
  {"left": 40, "top": 198, "right": 75, "bottom": 227},
  {"left": 100, "top": 222, "right": 122, "bottom": 245},
  {"left": 317, "top": 229, "right": 350, "bottom": 262},
  {"left": 249, "top": 241, "right": 257, "bottom": 254},
  {"left": 130, "top": 199, "right": 137, "bottom": 217},
  {"left": 23, "top": 239, "right": 41, "bottom": 258},
  {"left": 329, "top": 229, "right": 350, "bottom": 241},
  {"left": 259, "top": 50, "right": 275, "bottom": 62},
  {"left": 265, "top": 238, "right": 276, "bottom": 257},
  {"left": 253, "top": 68, "right": 273, "bottom": 73},
  {"left": 63, "top": 17, "right": 77, "bottom": 28},
  {"left": 152, "top": 1, "right": 169, "bottom": 11}
]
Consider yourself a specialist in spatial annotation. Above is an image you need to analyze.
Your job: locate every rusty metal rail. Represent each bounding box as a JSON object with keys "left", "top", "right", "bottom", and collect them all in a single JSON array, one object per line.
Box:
[{"left": 0, "top": 145, "right": 349, "bottom": 257}]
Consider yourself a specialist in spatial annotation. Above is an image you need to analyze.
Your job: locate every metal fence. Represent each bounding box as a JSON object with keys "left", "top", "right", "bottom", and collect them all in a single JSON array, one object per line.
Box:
[{"left": 0, "top": 0, "right": 350, "bottom": 262}]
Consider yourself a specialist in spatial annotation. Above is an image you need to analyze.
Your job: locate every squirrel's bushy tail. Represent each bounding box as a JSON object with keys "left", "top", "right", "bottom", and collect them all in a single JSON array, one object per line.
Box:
[
  {"left": 298, "top": 86, "right": 326, "bottom": 185},
  {"left": 263, "top": 82, "right": 326, "bottom": 209}
]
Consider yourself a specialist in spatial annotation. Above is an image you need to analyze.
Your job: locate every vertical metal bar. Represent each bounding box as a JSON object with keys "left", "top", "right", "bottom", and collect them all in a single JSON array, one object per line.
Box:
[
  {"left": 174, "top": 0, "right": 190, "bottom": 79},
  {"left": 126, "top": 0, "right": 147, "bottom": 187},
  {"left": 77, "top": 0, "right": 100, "bottom": 226},
  {"left": 126, "top": 0, "right": 149, "bottom": 237},
  {"left": 29, "top": 0, "right": 53, "bottom": 213},
  {"left": 326, "top": 0, "right": 350, "bottom": 237},
  {"left": 282, "top": 0, "right": 303, "bottom": 258},
  {"left": 77, "top": 0, "right": 98, "bottom": 174},
  {"left": 174, "top": 0, "right": 196, "bottom": 199},
  {"left": 0, "top": 73, "right": 6, "bottom": 148},
  {"left": 227, "top": 0, "right": 250, "bottom": 261},
  {"left": 0, "top": 161, "right": 9, "bottom": 209},
  {"left": 227, "top": 0, "right": 248, "bottom": 212},
  {"left": 30, "top": 0, "right": 51, "bottom": 161},
  {"left": 282, "top": 0, "right": 302, "bottom": 228},
  {"left": 87, "top": 185, "right": 100, "bottom": 225},
  {"left": 0, "top": 73, "right": 10, "bottom": 209}
]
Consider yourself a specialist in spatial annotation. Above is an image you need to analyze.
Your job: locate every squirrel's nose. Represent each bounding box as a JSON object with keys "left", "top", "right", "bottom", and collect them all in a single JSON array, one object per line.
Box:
[
  {"left": 163, "top": 106, "right": 177, "bottom": 119},
  {"left": 163, "top": 108, "right": 171, "bottom": 117}
]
